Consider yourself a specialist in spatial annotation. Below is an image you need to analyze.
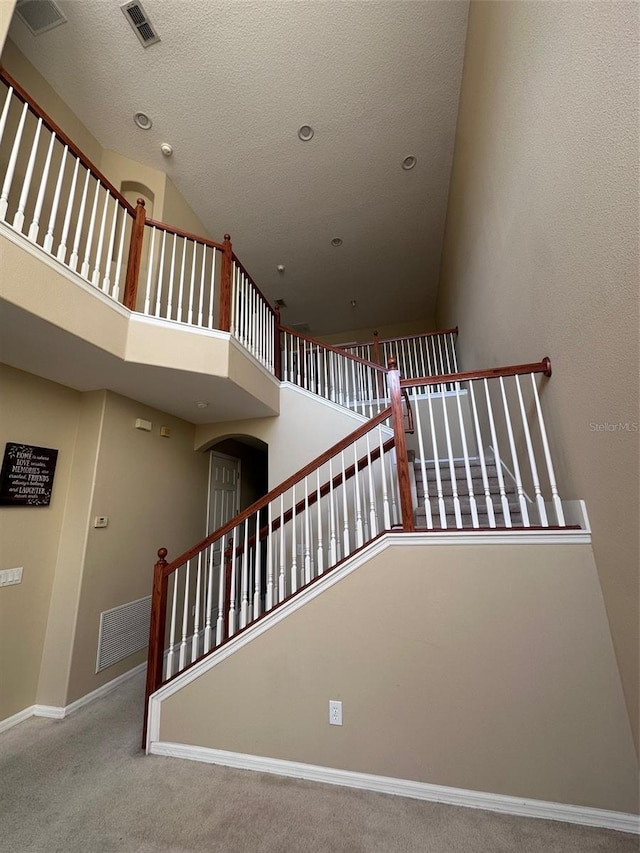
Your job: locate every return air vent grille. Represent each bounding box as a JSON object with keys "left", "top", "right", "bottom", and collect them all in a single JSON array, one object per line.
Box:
[
  {"left": 15, "top": 0, "right": 67, "bottom": 36},
  {"left": 120, "top": 1, "right": 161, "bottom": 47},
  {"left": 96, "top": 595, "right": 151, "bottom": 673}
]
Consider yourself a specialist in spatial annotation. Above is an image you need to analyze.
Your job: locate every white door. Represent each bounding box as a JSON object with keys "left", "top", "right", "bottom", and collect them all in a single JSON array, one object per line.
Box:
[{"left": 208, "top": 451, "right": 241, "bottom": 534}]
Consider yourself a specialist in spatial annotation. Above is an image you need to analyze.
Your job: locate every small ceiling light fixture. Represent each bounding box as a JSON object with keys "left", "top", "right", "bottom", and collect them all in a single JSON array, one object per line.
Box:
[
  {"left": 160, "top": 142, "right": 173, "bottom": 157},
  {"left": 298, "top": 125, "right": 314, "bottom": 142},
  {"left": 402, "top": 155, "right": 417, "bottom": 171},
  {"left": 195, "top": 401, "right": 209, "bottom": 409},
  {"left": 276, "top": 264, "right": 285, "bottom": 273},
  {"left": 134, "top": 112, "right": 153, "bottom": 130},
  {"left": 331, "top": 237, "right": 343, "bottom": 247},
  {"left": 350, "top": 299, "right": 358, "bottom": 308}
]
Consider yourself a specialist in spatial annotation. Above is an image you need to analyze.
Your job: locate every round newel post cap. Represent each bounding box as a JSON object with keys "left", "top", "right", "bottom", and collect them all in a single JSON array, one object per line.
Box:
[
  {"left": 156, "top": 547, "right": 168, "bottom": 563},
  {"left": 224, "top": 233, "right": 231, "bottom": 242},
  {"left": 136, "top": 198, "right": 146, "bottom": 207}
]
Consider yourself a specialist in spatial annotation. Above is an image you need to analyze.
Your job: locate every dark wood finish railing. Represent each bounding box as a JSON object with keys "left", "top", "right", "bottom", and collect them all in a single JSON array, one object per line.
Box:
[
  {"left": 281, "top": 324, "right": 389, "bottom": 373},
  {"left": 0, "top": 67, "right": 134, "bottom": 214},
  {"left": 388, "top": 358, "right": 414, "bottom": 531},
  {"left": 399, "top": 358, "right": 553, "bottom": 389},
  {"left": 123, "top": 198, "right": 146, "bottom": 310}
]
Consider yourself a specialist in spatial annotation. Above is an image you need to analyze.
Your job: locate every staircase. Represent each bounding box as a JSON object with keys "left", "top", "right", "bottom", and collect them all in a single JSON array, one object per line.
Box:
[{"left": 413, "top": 456, "right": 527, "bottom": 529}]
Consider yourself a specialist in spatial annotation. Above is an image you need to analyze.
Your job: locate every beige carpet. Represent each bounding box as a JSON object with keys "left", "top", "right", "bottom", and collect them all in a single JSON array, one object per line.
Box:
[{"left": 0, "top": 672, "right": 636, "bottom": 853}]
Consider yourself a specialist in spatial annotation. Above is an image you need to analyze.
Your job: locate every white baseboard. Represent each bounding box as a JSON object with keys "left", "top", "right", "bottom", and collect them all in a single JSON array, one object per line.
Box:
[
  {"left": 0, "top": 662, "right": 146, "bottom": 733},
  {"left": 149, "top": 741, "right": 640, "bottom": 835}
]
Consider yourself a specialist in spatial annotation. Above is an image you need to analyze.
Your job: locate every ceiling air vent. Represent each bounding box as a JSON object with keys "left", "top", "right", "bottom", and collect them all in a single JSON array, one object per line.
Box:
[
  {"left": 15, "top": 0, "right": 67, "bottom": 36},
  {"left": 120, "top": 1, "right": 161, "bottom": 48}
]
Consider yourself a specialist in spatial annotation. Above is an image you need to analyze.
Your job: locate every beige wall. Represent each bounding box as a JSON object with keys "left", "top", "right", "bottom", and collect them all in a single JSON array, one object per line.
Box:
[
  {"left": 436, "top": 1, "right": 639, "bottom": 751},
  {"left": 0, "top": 366, "right": 81, "bottom": 718},
  {"left": 196, "top": 384, "right": 376, "bottom": 488},
  {"left": 0, "top": 366, "right": 210, "bottom": 716},
  {"left": 66, "top": 391, "right": 209, "bottom": 704},
  {"left": 0, "top": 1, "right": 15, "bottom": 53},
  {"left": 319, "top": 317, "right": 437, "bottom": 346},
  {"left": 158, "top": 540, "right": 637, "bottom": 814}
]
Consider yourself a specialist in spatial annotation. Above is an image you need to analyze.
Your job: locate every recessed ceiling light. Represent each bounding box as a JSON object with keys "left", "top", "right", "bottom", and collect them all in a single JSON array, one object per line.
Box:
[
  {"left": 134, "top": 112, "right": 153, "bottom": 130},
  {"left": 402, "top": 155, "right": 417, "bottom": 171},
  {"left": 298, "top": 125, "right": 314, "bottom": 141},
  {"left": 195, "top": 401, "right": 209, "bottom": 409},
  {"left": 331, "top": 237, "right": 343, "bottom": 247}
]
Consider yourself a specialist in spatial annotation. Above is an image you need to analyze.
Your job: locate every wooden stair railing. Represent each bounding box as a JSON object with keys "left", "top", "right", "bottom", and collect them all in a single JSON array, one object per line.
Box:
[{"left": 279, "top": 325, "right": 389, "bottom": 416}]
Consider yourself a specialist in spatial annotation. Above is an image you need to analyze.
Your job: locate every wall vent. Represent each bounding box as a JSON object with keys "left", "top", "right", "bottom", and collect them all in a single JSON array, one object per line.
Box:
[
  {"left": 15, "top": 0, "right": 67, "bottom": 36},
  {"left": 96, "top": 595, "right": 151, "bottom": 673},
  {"left": 120, "top": 1, "right": 161, "bottom": 47}
]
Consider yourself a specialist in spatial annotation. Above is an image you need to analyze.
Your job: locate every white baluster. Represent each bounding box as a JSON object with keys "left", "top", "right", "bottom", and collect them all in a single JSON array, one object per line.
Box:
[
  {"left": 0, "top": 100, "right": 28, "bottom": 221},
  {"left": 155, "top": 230, "right": 167, "bottom": 316},
  {"left": 69, "top": 168, "right": 90, "bottom": 272},
  {"left": 328, "top": 457, "right": 338, "bottom": 565},
  {"left": 253, "top": 509, "right": 262, "bottom": 620},
  {"left": 28, "top": 126, "right": 55, "bottom": 241},
  {"left": 165, "top": 232, "right": 177, "bottom": 320},
  {"left": 0, "top": 86, "right": 14, "bottom": 150},
  {"left": 278, "top": 496, "right": 286, "bottom": 601},
  {"left": 166, "top": 569, "right": 180, "bottom": 679},
  {"left": 228, "top": 534, "right": 237, "bottom": 638},
  {"left": 412, "top": 388, "right": 433, "bottom": 529},
  {"left": 197, "top": 243, "right": 206, "bottom": 326},
  {"left": 454, "top": 381, "right": 479, "bottom": 528},
  {"left": 530, "top": 373, "right": 565, "bottom": 526},
  {"left": 441, "top": 389, "right": 463, "bottom": 528},
  {"left": 178, "top": 560, "right": 191, "bottom": 672},
  {"left": 290, "top": 485, "right": 298, "bottom": 594},
  {"left": 365, "top": 433, "right": 378, "bottom": 538},
  {"left": 80, "top": 179, "right": 100, "bottom": 279},
  {"left": 215, "top": 533, "right": 226, "bottom": 647},
  {"left": 192, "top": 552, "right": 203, "bottom": 663},
  {"left": 240, "top": 521, "right": 249, "bottom": 628},
  {"left": 341, "top": 451, "right": 350, "bottom": 556},
  {"left": 204, "top": 544, "right": 215, "bottom": 653},
  {"left": 266, "top": 503, "right": 274, "bottom": 610},
  {"left": 468, "top": 380, "right": 496, "bottom": 527},
  {"left": 515, "top": 374, "right": 548, "bottom": 526},
  {"left": 450, "top": 332, "right": 459, "bottom": 373},
  {"left": 303, "top": 478, "right": 311, "bottom": 584},
  {"left": 499, "top": 377, "right": 530, "bottom": 526},
  {"left": 186, "top": 240, "right": 197, "bottom": 325},
  {"left": 91, "top": 187, "right": 110, "bottom": 285},
  {"left": 112, "top": 206, "right": 128, "bottom": 302},
  {"left": 101, "top": 196, "right": 119, "bottom": 293},
  {"left": 57, "top": 156, "right": 79, "bottom": 263},
  {"left": 208, "top": 245, "right": 216, "bottom": 329},
  {"left": 388, "top": 448, "right": 400, "bottom": 527},
  {"left": 177, "top": 236, "right": 187, "bottom": 323},
  {"left": 143, "top": 226, "right": 157, "bottom": 314},
  {"left": 316, "top": 469, "right": 324, "bottom": 574},
  {"left": 484, "top": 379, "right": 512, "bottom": 527},
  {"left": 378, "top": 430, "right": 391, "bottom": 529},
  {"left": 43, "top": 144, "right": 67, "bottom": 253},
  {"left": 353, "top": 444, "right": 364, "bottom": 547},
  {"left": 426, "top": 386, "right": 447, "bottom": 527}
]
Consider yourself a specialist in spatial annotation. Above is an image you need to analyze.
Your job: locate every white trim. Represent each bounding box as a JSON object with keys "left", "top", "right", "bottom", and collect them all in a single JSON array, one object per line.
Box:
[
  {"left": 148, "top": 527, "right": 591, "bottom": 742},
  {"left": 149, "top": 742, "right": 640, "bottom": 835},
  {"left": 0, "top": 705, "right": 37, "bottom": 734},
  {"left": 0, "top": 663, "right": 146, "bottom": 733}
]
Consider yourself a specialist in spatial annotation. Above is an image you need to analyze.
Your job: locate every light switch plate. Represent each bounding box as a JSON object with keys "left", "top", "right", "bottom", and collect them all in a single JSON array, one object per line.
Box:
[{"left": 0, "top": 567, "right": 23, "bottom": 587}]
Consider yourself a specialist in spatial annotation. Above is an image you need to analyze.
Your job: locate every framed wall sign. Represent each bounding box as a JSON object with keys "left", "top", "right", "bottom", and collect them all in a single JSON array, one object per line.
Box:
[{"left": 0, "top": 443, "right": 59, "bottom": 507}]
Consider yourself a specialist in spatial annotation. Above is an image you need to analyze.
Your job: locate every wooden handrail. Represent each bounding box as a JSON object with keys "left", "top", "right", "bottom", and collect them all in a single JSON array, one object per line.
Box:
[
  {"left": 0, "top": 67, "right": 135, "bottom": 215},
  {"left": 232, "top": 253, "right": 277, "bottom": 317},
  {"left": 160, "top": 406, "right": 393, "bottom": 577},
  {"left": 281, "top": 325, "right": 389, "bottom": 373},
  {"left": 399, "top": 358, "right": 552, "bottom": 389},
  {"left": 144, "top": 217, "right": 225, "bottom": 251},
  {"left": 336, "top": 326, "right": 459, "bottom": 350}
]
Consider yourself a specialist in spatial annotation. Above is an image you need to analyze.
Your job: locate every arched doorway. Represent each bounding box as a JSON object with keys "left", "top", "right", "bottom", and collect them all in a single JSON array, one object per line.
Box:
[{"left": 207, "top": 435, "right": 268, "bottom": 534}]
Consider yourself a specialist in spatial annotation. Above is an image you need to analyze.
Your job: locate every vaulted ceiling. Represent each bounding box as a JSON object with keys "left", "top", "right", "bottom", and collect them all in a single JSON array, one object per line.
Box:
[{"left": 8, "top": 0, "right": 469, "bottom": 335}]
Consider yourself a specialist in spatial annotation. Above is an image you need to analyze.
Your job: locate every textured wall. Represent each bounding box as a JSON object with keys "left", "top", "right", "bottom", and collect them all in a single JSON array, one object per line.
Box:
[{"left": 436, "top": 1, "right": 639, "bottom": 751}]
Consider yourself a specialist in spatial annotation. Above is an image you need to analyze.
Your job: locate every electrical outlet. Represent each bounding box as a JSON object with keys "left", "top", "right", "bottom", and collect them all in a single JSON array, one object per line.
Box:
[{"left": 329, "top": 699, "right": 342, "bottom": 726}]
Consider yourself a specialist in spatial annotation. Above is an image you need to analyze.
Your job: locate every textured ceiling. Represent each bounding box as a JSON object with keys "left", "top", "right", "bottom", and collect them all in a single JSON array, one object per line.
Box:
[{"left": 8, "top": 0, "right": 469, "bottom": 336}]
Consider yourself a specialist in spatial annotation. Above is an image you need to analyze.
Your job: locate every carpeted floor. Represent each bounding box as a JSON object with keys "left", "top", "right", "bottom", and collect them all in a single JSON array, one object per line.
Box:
[{"left": 0, "top": 672, "right": 637, "bottom": 853}]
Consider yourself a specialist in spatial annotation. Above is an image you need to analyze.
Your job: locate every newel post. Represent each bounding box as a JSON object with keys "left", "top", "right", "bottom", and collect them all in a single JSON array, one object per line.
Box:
[
  {"left": 219, "top": 233, "right": 233, "bottom": 332},
  {"left": 142, "top": 547, "right": 168, "bottom": 749},
  {"left": 388, "top": 358, "right": 415, "bottom": 531},
  {"left": 372, "top": 330, "right": 381, "bottom": 366},
  {"left": 123, "top": 198, "right": 146, "bottom": 310},
  {"left": 274, "top": 305, "right": 282, "bottom": 379}
]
